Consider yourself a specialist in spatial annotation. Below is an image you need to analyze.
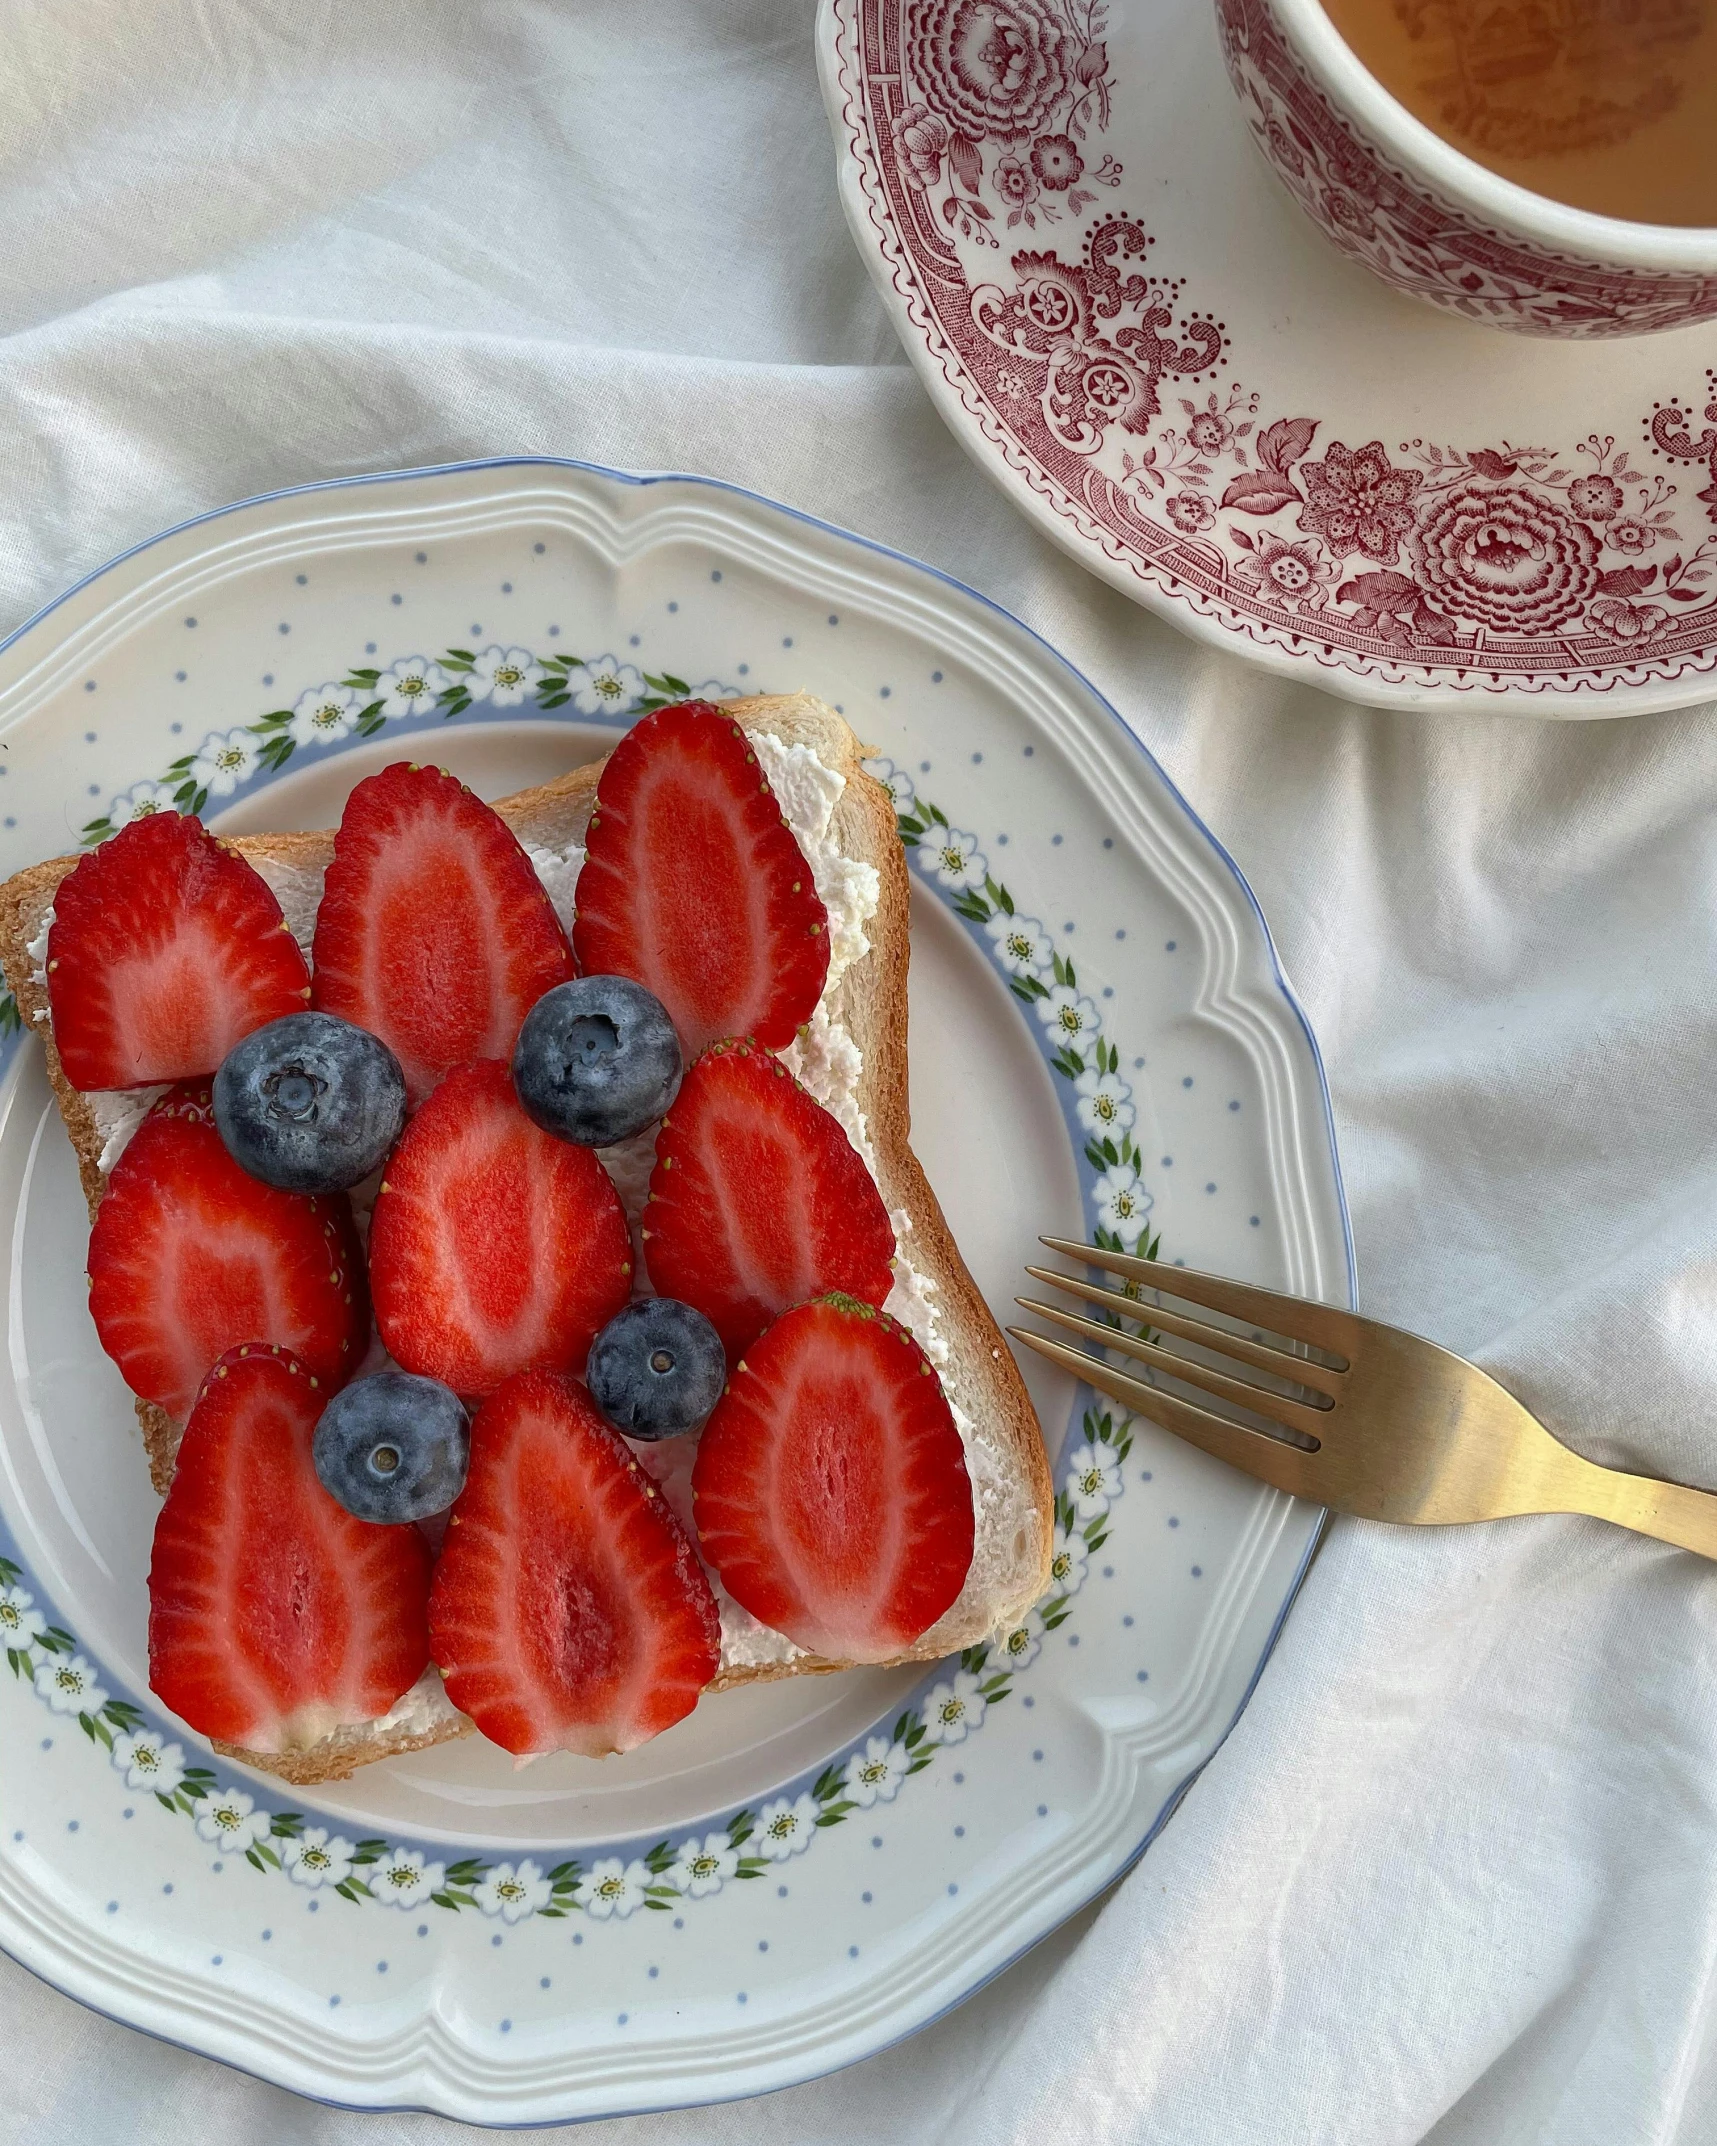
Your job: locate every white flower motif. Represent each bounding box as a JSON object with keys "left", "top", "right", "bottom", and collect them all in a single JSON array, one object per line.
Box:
[
  {"left": 689, "top": 677, "right": 733, "bottom": 701},
  {"left": 924, "top": 827, "right": 987, "bottom": 892},
  {"left": 997, "top": 1611, "right": 1043, "bottom": 1670},
  {"left": 34, "top": 1653, "right": 107, "bottom": 1716},
  {"left": 1067, "top": 1439, "right": 1124, "bottom": 1521},
  {"left": 1091, "top": 1163, "right": 1152, "bottom": 1245},
  {"left": 1075, "top": 1066, "right": 1136, "bottom": 1133},
  {"left": 470, "top": 645, "right": 544, "bottom": 707},
  {"left": 374, "top": 657, "right": 450, "bottom": 719},
  {"left": 474, "top": 1858, "right": 552, "bottom": 1923},
  {"left": 562, "top": 657, "right": 647, "bottom": 717},
  {"left": 369, "top": 1847, "right": 446, "bottom": 1909},
  {"left": 755, "top": 1792, "right": 820, "bottom": 1861},
  {"left": 191, "top": 1789, "right": 269, "bottom": 1852},
  {"left": 843, "top": 1735, "right": 911, "bottom": 1807},
  {"left": 1047, "top": 1524, "right": 1090, "bottom": 1595},
  {"left": 108, "top": 782, "right": 179, "bottom": 829},
  {"left": 574, "top": 1856, "right": 650, "bottom": 1919},
  {"left": 668, "top": 1832, "right": 739, "bottom": 1898},
  {"left": 921, "top": 1669, "right": 987, "bottom": 1746},
  {"left": 188, "top": 726, "right": 262, "bottom": 797},
  {"left": 985, "top": 910, "right": 1055, "bottom": 977},
  {"left": 0, "top": 1585, "right": 45, "bottom": 1648},
  {"left": 868, "top": 760, "right": 917, "bottom": 813},
  {"left": 281, "top": 1825, "right": 356, "bottom": 1890},
  {"left": 109, "top": 1730, "right": 187, "bottom": 1794},
  {"left": 288, "top": 682, "right": 358, "bottom": 748},
  {"left": 1038, "top": 983, "right": 1101, "bottom": 1047}
]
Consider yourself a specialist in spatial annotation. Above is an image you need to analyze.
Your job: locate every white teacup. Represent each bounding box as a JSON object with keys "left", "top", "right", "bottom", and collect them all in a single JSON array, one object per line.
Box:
[{"left": 1215, "top": 0, "right": 1717, "bottom": 337}]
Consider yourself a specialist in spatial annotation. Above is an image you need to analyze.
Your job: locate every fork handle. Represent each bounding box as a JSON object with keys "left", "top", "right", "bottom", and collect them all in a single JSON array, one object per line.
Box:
[{"left": 1566, "top": 1461, "right": 1717, "bottom": 1562}]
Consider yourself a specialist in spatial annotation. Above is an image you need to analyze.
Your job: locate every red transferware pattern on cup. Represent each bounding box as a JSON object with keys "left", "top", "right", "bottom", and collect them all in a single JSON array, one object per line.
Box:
[{"left": 1215, "top": 0, "right": 1717, "bottom": 340}]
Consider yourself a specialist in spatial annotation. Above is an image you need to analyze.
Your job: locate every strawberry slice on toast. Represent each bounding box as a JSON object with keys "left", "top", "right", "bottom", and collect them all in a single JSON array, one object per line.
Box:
[
  {"left": 312, "top": 763, "right": 574, "bottom": 1106},
  {"left": 46, "top": 813, "right": 311, "bottom": 1091},
  {"left": 429, "top": 1369, "right": 720, "bottom": 1757},
  {"left": 87, "top": 1085, "right": 369, "bottom": 1421},
  {"left": 149, "top": 1345, "right": 431, "bottom": 1751},
  {"left": 571, "top": 702, "right": 829, "bottom": 1053},
  {"left": 368, "top": 1058, "right": 632, "bottom": 1397},
  {"left": 692, "top": 1294, "right": 974, "bottom": 1663},
  {"left": 643, "top": 1038, "right": 896, "bottom": 1358}
]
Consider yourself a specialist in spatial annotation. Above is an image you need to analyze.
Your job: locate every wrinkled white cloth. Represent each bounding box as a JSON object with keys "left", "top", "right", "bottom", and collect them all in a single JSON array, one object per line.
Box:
[{"left": 6, "top": 4, "right": 1717, "bottom": 2142}]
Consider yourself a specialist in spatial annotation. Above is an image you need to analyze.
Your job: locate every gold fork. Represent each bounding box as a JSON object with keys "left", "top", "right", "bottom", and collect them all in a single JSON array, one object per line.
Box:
[{"left": 1010, "top": 1237, "right": 1717, "bottom": 1560}]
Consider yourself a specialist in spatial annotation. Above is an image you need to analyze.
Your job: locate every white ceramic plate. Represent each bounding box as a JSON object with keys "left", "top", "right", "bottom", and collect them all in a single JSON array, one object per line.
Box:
[
  {"left": 817, "top": 0, "right": 1717, "bottom": 714},
  {"left": 0, "top": 460, "right": 1350, "bottom": 2123}
]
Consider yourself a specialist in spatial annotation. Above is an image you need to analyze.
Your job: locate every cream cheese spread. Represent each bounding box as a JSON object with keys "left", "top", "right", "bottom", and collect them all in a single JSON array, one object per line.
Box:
[{"left": 36, "top": 721, "right": 1009, "bottom": 1690}]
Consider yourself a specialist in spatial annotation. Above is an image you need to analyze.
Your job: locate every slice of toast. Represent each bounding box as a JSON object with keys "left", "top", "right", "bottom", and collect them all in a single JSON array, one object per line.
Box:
[{"left": 0, "top": 694, "right": 1052, "bottom": 1784}]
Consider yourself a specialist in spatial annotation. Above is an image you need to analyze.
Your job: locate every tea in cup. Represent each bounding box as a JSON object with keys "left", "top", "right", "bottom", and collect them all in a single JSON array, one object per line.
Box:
[{"left": 1215, "top": 0, "right": 1717, "bottom": 334}]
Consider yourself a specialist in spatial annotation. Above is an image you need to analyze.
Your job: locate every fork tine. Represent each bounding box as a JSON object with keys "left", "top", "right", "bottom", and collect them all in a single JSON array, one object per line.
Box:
[
  {"left": 1037, "top": 1237, "right": 1357, "bottom": 1363},
  {"left": 1015, "top": 1297, "right": 1333, "bottom": 1441},
  {"left": 1022, "top": 1264, "right": 1343, "bottom": 1400},
  {"left": 1007, "top": 1328, "right": 1323, "bottom": 1501}
]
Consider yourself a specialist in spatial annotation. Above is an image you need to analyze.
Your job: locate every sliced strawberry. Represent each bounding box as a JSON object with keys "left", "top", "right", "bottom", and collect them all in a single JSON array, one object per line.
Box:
[
  {"left": 368, "top": 1059, "right": 632, "bottom": 1397},
  {"left": 46, "top": 812, "right": 310, "bottom": 1091},
  {"left": 571, "top": 702, "right": 829, "bottom": 1054},
  {"left": 691, "top": 1294, "right": 974, "bottom": 1664},
  {"left": 88, "top": 1085, "right": 368, "bottom": 1421},
  {"left": 149, "top": 1345, "right": 431, "bottom": 1750},
  {"left": 429, "top": 1368, "right": 719, "bottom": 1756},
  {"left": 643, "top": 1039, "right": 895, "bottom": 1358},
  {"left": 311, "top": 763, "right": 573, "bottom": 1106}
]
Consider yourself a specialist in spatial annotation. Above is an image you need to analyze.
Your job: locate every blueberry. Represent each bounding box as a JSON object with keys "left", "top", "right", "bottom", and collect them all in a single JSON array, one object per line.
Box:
[
  {"left": 214, "top": 1013, "right": 406, "bottom": 1193},
  {"left": 313, "top": 1372, "right": 469, "bottom": 1522},
  {"left": 512, "top": 977, "right": 682, "bottom": 1147},
  {"left": 587, "top": 1299, "right": 725, "bottom": 1439}
]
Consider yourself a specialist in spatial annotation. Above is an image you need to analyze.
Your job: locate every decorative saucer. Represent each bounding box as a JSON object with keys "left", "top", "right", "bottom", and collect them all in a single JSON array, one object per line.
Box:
[{"left": 818, "top": 0, "right": 1717, "bottom": 711}]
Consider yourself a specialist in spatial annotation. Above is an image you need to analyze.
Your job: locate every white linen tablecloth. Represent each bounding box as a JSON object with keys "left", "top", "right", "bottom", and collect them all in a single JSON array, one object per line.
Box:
[{"left": 6, "top": 4, "right": 1717, "bottom": 2139}]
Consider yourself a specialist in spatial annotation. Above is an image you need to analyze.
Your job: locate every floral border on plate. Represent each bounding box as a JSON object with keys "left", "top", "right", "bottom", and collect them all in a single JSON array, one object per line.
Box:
[
  {"left": 0, "top": 656, "right": 1166, "bottom": 1928},
  {"left": 0, "top": 1404, "right": 1134, "bottom": 1923}
]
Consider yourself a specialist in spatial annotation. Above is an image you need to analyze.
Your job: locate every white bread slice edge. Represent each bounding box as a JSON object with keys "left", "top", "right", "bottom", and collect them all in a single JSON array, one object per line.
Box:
[{"left": 0, "top": 694, "right": 1053, "bottom": 1785}]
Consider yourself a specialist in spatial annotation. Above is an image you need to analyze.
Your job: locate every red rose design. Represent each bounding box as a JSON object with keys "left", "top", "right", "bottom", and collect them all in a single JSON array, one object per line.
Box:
[
  {"left": 1587, "top": 595, "right": 1670, "bottom": 641},
  {"left": 1031, "top": 133, "right": 1084, "bottom": 191},
  {"left": 1165, "top": 491, "right": 1217, "bottom": 534},
  {"left": 1407, "top": 483, "right": 1600, "bottom": 633},
  {"left": 891, "top": 102, "right": 952, "bottom": 188},
  {"left": 1568, "top": 474, "right": 1624, "bottom": 522},
  {"left": 907, "top": 0, "right": 1070, "bottom": 144},
  {"left": 1296, "top": 441, "right": 1424, "bottom": 564},
  {"left": 1233, "top": 533, "right": 1338, "bottom": 612},
  {"left": 1320, "top": 186, "right": 1375, "bottom": 238},
  {"left": 1188, "top": 411, "right": 1231, "bottom": 455},
  {"left": 1265, "top": 116, "right": 1304, "bottom": 177},
  {"left": 1607, "top": 518, "right": 1654, "bottom": 554},
  {"left": 994, "top": 153, "right": 1038, "bottom": 208}
]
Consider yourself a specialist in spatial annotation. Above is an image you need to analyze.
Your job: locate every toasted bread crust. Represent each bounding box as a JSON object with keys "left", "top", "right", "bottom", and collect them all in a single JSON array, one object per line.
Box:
[{"left": 0, "top": 695, "right": 1051, "bottom": 1785}]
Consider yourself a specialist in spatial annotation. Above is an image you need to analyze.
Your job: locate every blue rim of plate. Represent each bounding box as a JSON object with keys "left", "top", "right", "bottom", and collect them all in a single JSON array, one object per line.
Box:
[{"left": 0, "top": 456, "right": 1353, "bottom": 2119}]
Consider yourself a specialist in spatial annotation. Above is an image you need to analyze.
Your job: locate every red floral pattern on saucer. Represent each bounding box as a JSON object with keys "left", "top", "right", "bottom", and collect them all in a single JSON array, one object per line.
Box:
[{"left": 825, "top": 0, "right": 1717, "bottom": 700}]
